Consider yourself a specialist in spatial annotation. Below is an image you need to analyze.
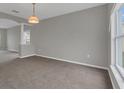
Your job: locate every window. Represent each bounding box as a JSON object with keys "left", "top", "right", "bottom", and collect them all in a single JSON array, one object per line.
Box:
[
  {"left": 21, "top": 25, "right": 31, "bottom": 45},
  {"left": 115, "top": 4, "right": 124, "bottom": 78},
  {"left": 23, "top": 31, "right": 30, "bottom": 45}
]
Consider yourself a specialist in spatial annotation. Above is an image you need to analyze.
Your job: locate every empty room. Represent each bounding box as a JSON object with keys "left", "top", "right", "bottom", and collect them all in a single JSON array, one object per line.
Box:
[{"left": 0, "top": 3, "right": 123, "bottom": 89}]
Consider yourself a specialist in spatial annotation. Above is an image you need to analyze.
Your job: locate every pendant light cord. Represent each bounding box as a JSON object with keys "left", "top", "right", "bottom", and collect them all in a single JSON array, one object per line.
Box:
[{"left": 33, "top": 3, "right": 35, "bottom": 16}]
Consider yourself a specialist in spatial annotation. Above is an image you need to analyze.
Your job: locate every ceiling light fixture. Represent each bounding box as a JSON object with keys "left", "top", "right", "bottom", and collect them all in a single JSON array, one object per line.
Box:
[{"left": 28, "top": 3, "right": 39, "bottom": 24}]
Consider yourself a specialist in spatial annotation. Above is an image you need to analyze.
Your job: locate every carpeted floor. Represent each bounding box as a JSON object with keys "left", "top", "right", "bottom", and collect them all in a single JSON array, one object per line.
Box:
[{"left": 0, "top": 56, "right": 112, "bottom": 89}]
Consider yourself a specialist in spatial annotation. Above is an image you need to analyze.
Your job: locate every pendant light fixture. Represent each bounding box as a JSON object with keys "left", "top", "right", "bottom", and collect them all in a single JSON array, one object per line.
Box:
[{"left": 28, "top": 3, "right": 39, "bottom": 24}]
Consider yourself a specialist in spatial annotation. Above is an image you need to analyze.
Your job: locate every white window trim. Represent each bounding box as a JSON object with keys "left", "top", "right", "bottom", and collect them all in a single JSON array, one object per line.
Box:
[
  {"left": 116, "top": 64, "right": 124, "bottom": 78},
  {"left": 110, "top": 65, "right": 124, "bottom": 88},
  {"left": 111, "top": 3, "right": 124, "bottom": 89}
]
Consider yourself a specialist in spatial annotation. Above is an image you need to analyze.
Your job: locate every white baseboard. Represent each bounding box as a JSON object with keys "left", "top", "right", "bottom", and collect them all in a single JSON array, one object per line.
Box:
[
  {"left": 20, "top": 54, "right": 36, "bottom": 58},
  {"left": 36, "top": 54, "right": 108, "bottom": 70}
]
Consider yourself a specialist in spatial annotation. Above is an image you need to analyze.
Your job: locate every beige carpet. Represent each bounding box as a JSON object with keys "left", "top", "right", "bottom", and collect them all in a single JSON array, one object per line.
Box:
[{"left": 0, "top": 56, "right": 112, "bottom": 89}]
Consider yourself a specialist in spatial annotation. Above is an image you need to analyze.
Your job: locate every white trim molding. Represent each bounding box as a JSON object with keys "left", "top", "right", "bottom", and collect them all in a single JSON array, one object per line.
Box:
[
  {"left": 19, "top": 54, "right": 36, "bottom": 58},
  {"left": 37, "top": 54, "right": 108, "bottom": 70}
]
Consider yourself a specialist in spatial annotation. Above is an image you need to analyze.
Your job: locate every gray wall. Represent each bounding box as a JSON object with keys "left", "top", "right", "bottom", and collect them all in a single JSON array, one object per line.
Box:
[
  {"left": 20, "top": 44, "right": 35, "bottom": 57},
  {"left": 0, "top": 29, "right": 7, "bottom": 50},
  {"left": 32, "top": 5, "right": 108, "bottom": 68},
  {"left": 7, "top": 26, "right": 21, "bottom": 52}
]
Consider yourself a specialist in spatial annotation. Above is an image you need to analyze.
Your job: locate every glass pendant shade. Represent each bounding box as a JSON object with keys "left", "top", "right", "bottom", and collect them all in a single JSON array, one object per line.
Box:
[
  {"left": 28, "top": 15, "right": 39, "bottom": 24},
  {"left": 28, "top": 3, "right": 39, "bottom": 24}
]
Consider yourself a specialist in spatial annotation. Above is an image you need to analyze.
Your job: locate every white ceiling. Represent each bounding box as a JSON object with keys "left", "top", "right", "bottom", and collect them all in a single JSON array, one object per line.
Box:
[
  {"left": 0, "top": 3, "right": 106, "bottom": 20},
  {"left": 0, "top": 19, "right": 19, "bottom": 29}
]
